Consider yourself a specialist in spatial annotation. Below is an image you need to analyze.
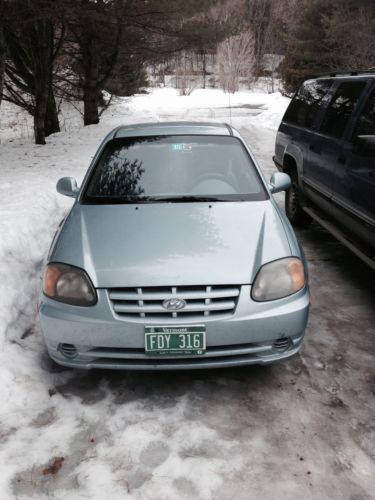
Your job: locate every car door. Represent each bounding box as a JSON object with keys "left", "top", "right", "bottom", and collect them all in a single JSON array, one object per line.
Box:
[
  {"left": 331, "top": 85, "right": 375, "bottom": 250},
  {"left": 304, "top": 80, "right": 367, "bottom": 213},
  {"left": 279, "top": 79, "right": 333, "bottom": 173}
]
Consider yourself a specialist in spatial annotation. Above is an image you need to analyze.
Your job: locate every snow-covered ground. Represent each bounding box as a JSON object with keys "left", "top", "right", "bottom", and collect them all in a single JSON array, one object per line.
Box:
[{"left": 0, "top": 88, "right": 374, "bottom": 500}]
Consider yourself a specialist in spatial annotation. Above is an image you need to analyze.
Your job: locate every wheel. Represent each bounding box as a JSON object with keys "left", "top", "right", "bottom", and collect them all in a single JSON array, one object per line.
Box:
[{"left": 285, "top": 172, "right": 312, "bottom": 227}]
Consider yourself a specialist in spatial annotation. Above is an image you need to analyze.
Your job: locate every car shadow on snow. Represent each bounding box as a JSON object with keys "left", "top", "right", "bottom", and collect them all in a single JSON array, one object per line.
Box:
[{"left": 49, "top": 353, "right": 306, "bottom": 408}]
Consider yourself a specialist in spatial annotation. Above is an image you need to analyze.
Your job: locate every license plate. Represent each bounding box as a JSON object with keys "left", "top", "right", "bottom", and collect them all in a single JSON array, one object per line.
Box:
[{"left": 145, "top": 325, "right": 206, "bottom": 356}]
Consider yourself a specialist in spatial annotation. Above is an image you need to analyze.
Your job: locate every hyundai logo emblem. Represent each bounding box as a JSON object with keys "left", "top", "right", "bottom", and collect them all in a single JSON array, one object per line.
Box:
[{"left": 162, "top": 298, "right": 186, "bottom": 310}]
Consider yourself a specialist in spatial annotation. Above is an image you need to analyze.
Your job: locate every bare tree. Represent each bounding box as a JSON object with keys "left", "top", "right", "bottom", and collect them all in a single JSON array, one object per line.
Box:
[
  {"left": 174, "top": 51, "right": 201, "bottom": 95},
  {"left": 217, "top": 31, "right": 255, "bottom": 92}
]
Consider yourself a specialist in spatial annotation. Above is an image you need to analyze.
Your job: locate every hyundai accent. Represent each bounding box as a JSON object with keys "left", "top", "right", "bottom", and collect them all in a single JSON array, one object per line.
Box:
[{"left": 39, "top": 122, "right": 309, "bottom": 369}]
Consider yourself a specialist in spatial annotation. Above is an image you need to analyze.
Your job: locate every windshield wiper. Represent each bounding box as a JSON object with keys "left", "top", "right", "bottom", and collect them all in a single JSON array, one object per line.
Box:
[
  {"left": 83, "top": 195, "right": 241, "bottom": 204},
  {"left": 84, "top": 195, "right": 160, "bottom": 204},
  {"left": 141, "top": 195, "right": 231, "bottom": 202}
]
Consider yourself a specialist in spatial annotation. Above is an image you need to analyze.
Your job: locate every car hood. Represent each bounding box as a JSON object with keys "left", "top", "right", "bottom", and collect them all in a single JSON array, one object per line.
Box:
[{"left": 51, "top": 201, "right": 292, "bottom": 287}]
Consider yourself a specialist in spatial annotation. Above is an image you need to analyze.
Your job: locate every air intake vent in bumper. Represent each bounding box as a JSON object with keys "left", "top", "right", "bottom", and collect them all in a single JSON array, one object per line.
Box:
[
  {"left": 59, "top": 343, "right": 78, "bottom": 358},
  {"left": 272, "top": 337, "right": 292, "bottom": 352}
]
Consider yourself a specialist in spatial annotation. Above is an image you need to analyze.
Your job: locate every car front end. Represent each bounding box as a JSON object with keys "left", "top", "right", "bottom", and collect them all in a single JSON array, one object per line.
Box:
[
  {"left": 39, "top": 123, "right": 309, "bottom": 370},
  {"left": 40, "top": 281, "right": 308, "bottom": 370}
]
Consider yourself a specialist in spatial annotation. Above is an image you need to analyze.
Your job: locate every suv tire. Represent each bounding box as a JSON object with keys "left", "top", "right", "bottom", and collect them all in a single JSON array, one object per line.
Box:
[{"left": 285, "top": 172, "right": 312, "bottom": 227}]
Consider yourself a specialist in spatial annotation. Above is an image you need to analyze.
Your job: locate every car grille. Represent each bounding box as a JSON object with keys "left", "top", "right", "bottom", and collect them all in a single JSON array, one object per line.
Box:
[{"left": 108, "top": 285, "right": 241, "bottom": 320}]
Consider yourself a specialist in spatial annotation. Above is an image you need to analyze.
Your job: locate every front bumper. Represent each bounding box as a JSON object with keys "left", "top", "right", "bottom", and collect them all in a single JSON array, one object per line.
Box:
[{"left": 39, "top": 286, "right": 309, "bottom": 370}]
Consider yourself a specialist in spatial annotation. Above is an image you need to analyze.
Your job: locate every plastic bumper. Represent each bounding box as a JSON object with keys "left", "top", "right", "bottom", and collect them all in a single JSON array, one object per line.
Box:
[{"left": 39, "top": 286, "right": 310, "bottom": 370}]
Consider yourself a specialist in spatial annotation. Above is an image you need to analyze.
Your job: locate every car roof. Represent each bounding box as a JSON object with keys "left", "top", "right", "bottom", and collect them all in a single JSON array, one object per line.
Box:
[{"left": 108, "top": 121, "right": 235, "bottom": 139}]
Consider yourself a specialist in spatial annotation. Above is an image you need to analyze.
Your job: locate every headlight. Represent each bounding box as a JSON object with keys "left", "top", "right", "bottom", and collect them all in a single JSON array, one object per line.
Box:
[
  {"left": 43, "top": 263, "right": 97, "bottom": 306},
  {"left": 251, "top": 257, "right": 305, "bottom": 301}
]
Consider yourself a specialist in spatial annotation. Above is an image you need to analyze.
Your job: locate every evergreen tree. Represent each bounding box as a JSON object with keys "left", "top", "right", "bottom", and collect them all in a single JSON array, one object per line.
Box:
[
  {"left": 281, "top": 0, "right": 375, "bottom": 94},
  {"left": 64, "top": 0, "right": 227, "bottom": 125},
  {"left": 1, "top": 0, "right": 64, "bottom": 144},
  {"left": 1, "top": 0, "right": 228, "bottom": 140},
  {"left": 281, "top": 0, "right": 335, "bottom": 94}
]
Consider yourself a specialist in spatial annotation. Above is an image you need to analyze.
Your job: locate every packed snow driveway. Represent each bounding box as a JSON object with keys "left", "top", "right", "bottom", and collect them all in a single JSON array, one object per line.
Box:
[{"left": 0, "top": 89, "right": 374, "bottom": 500}]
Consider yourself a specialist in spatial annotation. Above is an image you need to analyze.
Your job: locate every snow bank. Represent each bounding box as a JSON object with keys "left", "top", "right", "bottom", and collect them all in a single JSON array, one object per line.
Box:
[
  {"left": 250, "top": 93, "right": 290, "bottom": 130},
  {"left": 131, "top": 87, "right": 289, "bottom": 131}
]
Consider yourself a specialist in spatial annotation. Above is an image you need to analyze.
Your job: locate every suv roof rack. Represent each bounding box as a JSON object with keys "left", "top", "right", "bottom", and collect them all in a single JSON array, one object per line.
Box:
[{"left": 311, "top": 69, "right": 375, "bottom": 78}]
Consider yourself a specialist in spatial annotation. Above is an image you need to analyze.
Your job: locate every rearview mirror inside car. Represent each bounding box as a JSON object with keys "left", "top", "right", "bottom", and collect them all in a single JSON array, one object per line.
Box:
[
  {"left": 269, "top": 173, "right": 291, "bottom": 194},
  {"left": 56, "top": 177, "right": 79, "bottom": 198}
]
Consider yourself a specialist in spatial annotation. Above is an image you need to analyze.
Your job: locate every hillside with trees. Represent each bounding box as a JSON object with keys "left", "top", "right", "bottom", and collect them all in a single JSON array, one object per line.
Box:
[{"left": 1, "top": 0, "right": 374, "bottom": 143}]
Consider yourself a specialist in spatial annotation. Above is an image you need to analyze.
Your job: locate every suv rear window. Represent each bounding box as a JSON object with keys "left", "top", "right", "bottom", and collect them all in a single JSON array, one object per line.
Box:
[
  {"left": 82, "top": 135, "right": 268, "bottom": 203},
  {"left": 319, "top": 81, "right": 367, "bottom": 138},
  {"left": 283, "top": 79, "right": 332, "bottom": 128}
]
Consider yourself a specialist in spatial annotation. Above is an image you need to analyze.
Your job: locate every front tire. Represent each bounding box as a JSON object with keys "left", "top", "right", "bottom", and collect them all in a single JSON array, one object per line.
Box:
[{"left": 285, "top": 172, "right": 312, "bottom": 227}]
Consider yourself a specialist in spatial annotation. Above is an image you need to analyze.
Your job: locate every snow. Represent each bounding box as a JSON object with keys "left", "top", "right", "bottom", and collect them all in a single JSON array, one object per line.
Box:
[{"left": 1, "top": 88, "right": 374, "bottom": 499}]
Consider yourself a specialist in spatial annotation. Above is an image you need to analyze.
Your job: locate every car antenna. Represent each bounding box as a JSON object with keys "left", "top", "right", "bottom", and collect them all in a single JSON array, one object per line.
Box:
[{"left": 228, "top": 90, "right": 232, "bottom": 125}]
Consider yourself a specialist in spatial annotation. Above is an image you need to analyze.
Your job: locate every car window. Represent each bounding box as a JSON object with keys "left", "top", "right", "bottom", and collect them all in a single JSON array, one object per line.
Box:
[
  {"left": 83, "top": 135, "right": 268, "bottom": 203},
  {"left": 283, "top": 79, "right": 332, "bottom": 128},
  {"left": 319, "top": 81, "right": 366, "bottom": 138},
  {"left": 354, "top": 88, "right": 375, "bottom": 137}
]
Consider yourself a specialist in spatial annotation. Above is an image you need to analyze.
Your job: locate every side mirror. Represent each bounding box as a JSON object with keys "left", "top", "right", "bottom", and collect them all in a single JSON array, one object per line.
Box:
[
  {"left": 56, "top": 177, "right": 79, "bottom": 198},
  {"left": 354, "top": 135, "right": 375, "bottom": 156},
  {"left": 268, "top": 172, "right": 291, "bottom": 194}
]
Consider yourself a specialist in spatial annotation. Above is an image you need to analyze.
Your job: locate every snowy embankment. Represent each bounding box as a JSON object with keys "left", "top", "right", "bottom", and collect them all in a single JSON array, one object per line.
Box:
[{"left": 0, "top": 88, "right": 289, "bottom": 499}]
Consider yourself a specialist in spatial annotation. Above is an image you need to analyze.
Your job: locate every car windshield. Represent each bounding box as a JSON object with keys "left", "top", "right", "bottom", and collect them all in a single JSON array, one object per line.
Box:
[{"left": 82, "top": 135, "right": 267, "bottom": 203}]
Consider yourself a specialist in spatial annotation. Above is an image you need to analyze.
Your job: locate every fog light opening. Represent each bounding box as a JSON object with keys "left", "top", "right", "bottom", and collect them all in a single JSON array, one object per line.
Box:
[
  {"left": 272, "top": 337, "right": 292, "bottom": 352},
  {"left": 59, "top": 343, "right": 78, "bottom": 359}
]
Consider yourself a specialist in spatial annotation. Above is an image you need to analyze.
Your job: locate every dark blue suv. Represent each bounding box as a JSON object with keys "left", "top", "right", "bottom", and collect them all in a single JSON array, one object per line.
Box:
[{"left": 274, "top": 71, "right": 375, "bottom": 268}]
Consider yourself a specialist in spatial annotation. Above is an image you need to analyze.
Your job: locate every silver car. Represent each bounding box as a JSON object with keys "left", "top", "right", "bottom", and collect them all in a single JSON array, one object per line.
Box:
[{"left": 39, "top": 122, "right": 309, "bottom": 370}]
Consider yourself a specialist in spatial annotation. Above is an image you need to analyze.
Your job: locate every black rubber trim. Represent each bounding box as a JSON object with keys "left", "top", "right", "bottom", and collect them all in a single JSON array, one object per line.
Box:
[
  {"left": 310, "top": 70, "right": 375, "bottom": 79},
  {"left": 223, "top": 123, "right": 234, "bottom": 136},
  {"left": 273, "top": 156, "right": 283, "bottom": 171}
]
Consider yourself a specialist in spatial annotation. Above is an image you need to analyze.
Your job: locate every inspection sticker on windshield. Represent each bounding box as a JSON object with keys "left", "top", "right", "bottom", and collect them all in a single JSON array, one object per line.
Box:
[
  {"left": 171, "top": 143, "right": 193, "bottom": 153},
  {"left": 145, "top": 326, "right": 206, "bottom": 356}
]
